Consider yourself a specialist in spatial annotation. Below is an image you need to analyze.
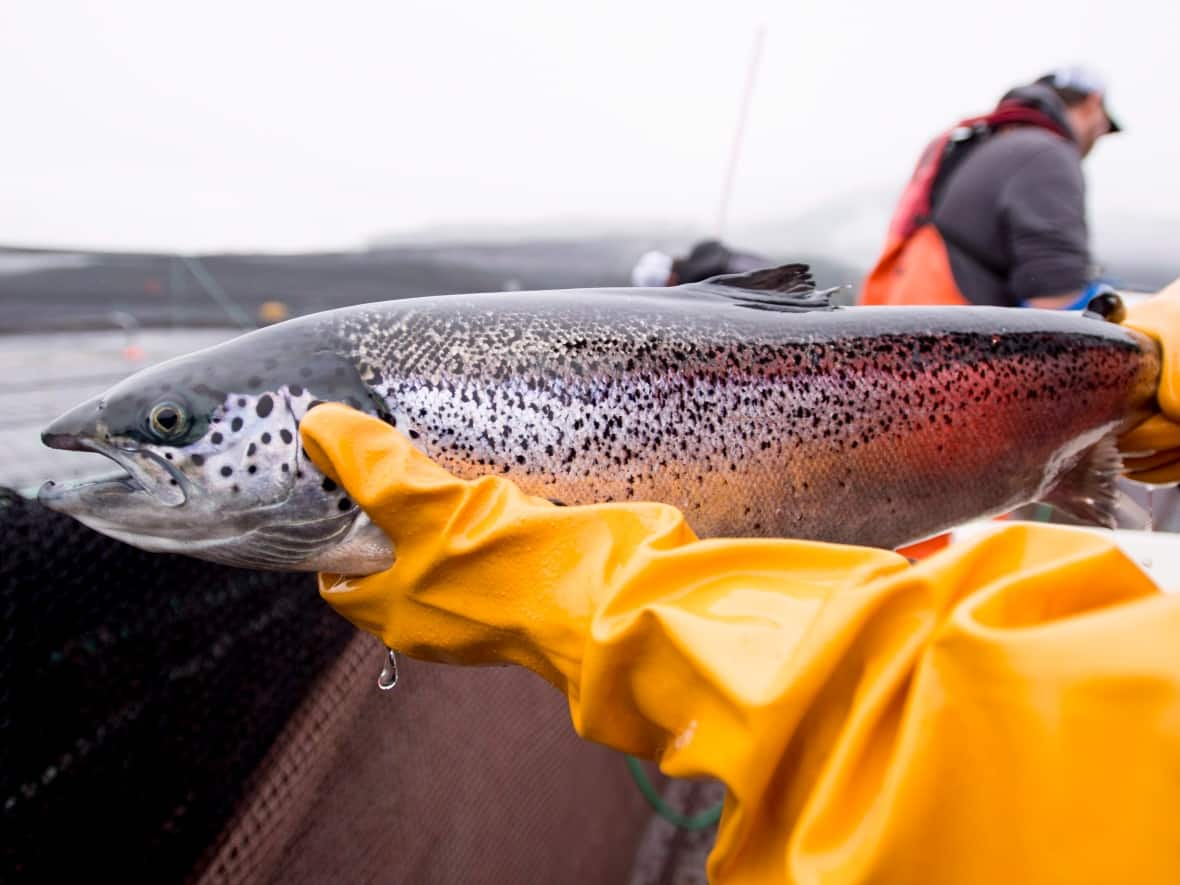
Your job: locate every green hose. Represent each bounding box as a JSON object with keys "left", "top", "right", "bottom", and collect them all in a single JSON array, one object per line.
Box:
[{"left": 624, "top": 755, "right": 724, "bottom": 831}]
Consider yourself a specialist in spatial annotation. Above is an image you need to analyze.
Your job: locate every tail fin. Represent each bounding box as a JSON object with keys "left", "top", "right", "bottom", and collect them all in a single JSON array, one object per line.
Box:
[{"left": 1041, "top": 436, "right": 1123, "bottom": 528}]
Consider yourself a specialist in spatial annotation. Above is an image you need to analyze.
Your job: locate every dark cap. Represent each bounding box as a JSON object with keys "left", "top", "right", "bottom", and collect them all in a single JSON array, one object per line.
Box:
[
  {"left": 1035, "top": 66, "right": 1121, "bottom": 133},
  {"left": 673, "top": 240, "right": 736, "bottom": 284}
]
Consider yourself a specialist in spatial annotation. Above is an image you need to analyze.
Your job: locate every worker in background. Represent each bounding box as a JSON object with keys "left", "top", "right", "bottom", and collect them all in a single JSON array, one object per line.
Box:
[
  {"left": 861, "top": 67, "right": 1120, "bottom": 308},
  {"left": 632, "top": 239, "right": 769, "bottom": 287},
  {"left": 300, "top": 283, "right": 1180, "bottom": 882}
]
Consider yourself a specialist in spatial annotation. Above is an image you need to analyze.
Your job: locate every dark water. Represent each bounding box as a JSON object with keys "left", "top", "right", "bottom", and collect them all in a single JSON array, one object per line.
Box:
[
  {"left": 0, "top": 488, "right": 351, "bottom": 882},
  {"left": 0, "top": 240, "right": 862, "bottom": 334}
]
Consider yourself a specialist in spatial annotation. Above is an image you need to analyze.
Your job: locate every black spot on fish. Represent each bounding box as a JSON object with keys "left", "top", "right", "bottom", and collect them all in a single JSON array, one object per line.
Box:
[
  {"left": 408, "top": 429, "right": 420, "bottom": 440},
  {"left": 289, "top": 384, "right": 303, "bottom": 397},
  {"left": 220, "top": 466, "right": 233, "bottom": 477},
  {"left": 211, "top": 432, "right": 223, "bottom": 445},
  {"left": 238, "top": 398, "right": 247, "bottom": 407},
  {"left": 191, "top": 454, "right": 205, "bottom": 466},
  {"left": 338, "top": 497, "right": 351, "bottom": 511},
  {"left": 231, "top": 417, "right": 243, "bottom": 432},
  {"left": 256, "top": 395, "right": 274, "bottom": 418},
  {"left": 280, "top": 429, "right": 293, "bottom": 444},
  {"left": 322, "top": 477, "right": 337, "bottom": 492},
  {"left": 193, "top": 384, "right": 227, "bottom": 400},
  {"left": 232, "top": 484, "right": 239, "bottom": 493},
  {"left": 516, "top": 455, "right": 526, "bottom": 465},
  {"left": 164, "top": 452, "right": 173, "bottom": 460},
  {"left": 169, "top": 479, "right": 177, "bottom": 486},
  {"left": 281, "top": 463, "right": 289, "bottom": 473},
  {"left": 247, "top": 443, "right": 256, "bottom": 456},
  {"left": 261, "top": 433, "right": 272, "bottom": 444},
  {"left": 247, "top": 465, "right": 257, "bottom": 474}
]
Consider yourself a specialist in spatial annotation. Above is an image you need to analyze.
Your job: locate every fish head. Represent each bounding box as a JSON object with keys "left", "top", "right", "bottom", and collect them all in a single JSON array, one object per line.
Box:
[{"left": 39, "top": 330, "right": 395, "bottom": 573}]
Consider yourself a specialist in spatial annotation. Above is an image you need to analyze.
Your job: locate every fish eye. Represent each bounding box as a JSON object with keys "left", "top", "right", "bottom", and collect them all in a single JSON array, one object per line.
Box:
[{"left": 148, "top": 401, "right": 189, "bottom": 440}]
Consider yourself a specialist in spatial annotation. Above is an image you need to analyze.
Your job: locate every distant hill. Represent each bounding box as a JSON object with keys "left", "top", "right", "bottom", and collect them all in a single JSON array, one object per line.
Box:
[
  {"left": 3, "top": 202, "right": 1173, "bottom": 334},
  {"left": 0, "top": 238, "right": 858, "bottom": 334}
]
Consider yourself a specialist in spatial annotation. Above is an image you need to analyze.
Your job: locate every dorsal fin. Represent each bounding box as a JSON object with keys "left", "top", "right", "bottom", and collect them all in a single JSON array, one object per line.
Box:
[
  {"left": 685, "top": 263, "right": 839, "bottom": 312},
  {"left": 707, "top": 263, "right": 817, "bottom": 293}
]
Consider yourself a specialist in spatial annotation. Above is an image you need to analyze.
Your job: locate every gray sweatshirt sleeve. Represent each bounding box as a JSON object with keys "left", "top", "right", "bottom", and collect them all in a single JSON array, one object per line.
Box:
[{"left": 999, "top": 141, "right": 1090, "bottom": 300}]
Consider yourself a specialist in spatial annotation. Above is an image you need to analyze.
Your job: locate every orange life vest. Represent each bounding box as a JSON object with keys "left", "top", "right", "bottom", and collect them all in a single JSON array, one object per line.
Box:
[
  {"left": 860, "top": 222, "right": 968, "bottom": 306},
  {"left": 860, "top": 102, "right": 1070, "bottom": 308}
]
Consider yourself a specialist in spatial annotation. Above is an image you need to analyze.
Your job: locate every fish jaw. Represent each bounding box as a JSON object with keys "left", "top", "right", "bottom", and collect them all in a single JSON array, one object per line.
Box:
[
  {"left": 37, "top": 470, "right": 394, "bottom": 573},
  {"left": 41, "top": 434, "right": 190, "bottom": 508},
  {"left": 38, "top": 471, "right": 195, "bottom": 553},
  {"left": 37, "top": 426, "right": 215, "bottom": 553}
]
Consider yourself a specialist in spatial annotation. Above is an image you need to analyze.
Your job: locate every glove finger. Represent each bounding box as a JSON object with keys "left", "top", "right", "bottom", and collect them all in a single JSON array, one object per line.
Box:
[
  {"left": 1124, "top": 282, "right": 1180, "bottom": 418},
  {"left": 1119, "top": 414, "right": 1180, "bottom": 455},
  {"left": 1124, "top": 451, "right": 1180, "bottom": 486},
  {"left": 300, "top": 402, "right": 452, "bottom": 513},
  {"left": 1122, "top": 448, "right": 1180, "bottom": 472}
]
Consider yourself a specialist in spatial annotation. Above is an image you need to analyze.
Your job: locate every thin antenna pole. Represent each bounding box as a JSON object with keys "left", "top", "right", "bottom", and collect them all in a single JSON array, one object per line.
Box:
[
  {"left": 179, "top": 255, "right": 255, "bottom": 330},
  {"left": 715, "top": 24, "right": 767, "bottom": 238}
]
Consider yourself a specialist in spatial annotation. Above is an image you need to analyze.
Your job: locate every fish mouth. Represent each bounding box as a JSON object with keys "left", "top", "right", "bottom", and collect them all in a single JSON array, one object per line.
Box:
[
  {"left": 36, "top": 467, "right": 200, "bottom": 557},
  {"left": 39, "top": 436, "right": 190, "bottom": 508},
  {"left": 38, "top": 469, "right": 138, "bottom": 508}
]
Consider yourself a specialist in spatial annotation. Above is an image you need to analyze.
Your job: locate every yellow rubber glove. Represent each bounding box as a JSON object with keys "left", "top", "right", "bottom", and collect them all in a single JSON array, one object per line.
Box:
[
  {"left": 1120, "top": 278, "right": 1180, "bottom": 483},
  {"left": 303, "top": 403, "right": 1180, "bottom": 885}
]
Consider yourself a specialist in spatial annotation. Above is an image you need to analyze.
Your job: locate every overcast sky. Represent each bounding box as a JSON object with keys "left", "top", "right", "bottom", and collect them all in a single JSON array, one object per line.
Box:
[{"left": 2, "top": 0, "right": 1177, "bottom": 257}]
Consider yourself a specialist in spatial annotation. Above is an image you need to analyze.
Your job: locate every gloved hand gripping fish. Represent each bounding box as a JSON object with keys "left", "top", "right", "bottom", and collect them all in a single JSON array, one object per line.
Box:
[{"left": 39, "top": 265, "right": 1159, "bottom": 573}]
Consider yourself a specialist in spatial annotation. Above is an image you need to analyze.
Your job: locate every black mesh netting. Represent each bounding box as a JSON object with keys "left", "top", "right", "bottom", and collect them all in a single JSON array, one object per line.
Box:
[
  {"left": 0, "top": 488, "right": 352, "bottom": 882},
  {"left": 0, "top": 487, "right": 711, "bottom": 884}
]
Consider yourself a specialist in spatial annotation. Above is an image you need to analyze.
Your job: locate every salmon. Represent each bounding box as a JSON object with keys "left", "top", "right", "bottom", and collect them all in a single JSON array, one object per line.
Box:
[{"left": 40, "top": 265, "right": 1159, "bottom": 571}]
